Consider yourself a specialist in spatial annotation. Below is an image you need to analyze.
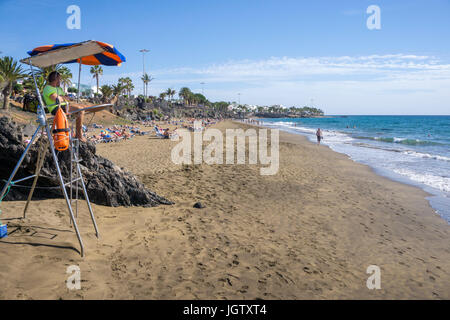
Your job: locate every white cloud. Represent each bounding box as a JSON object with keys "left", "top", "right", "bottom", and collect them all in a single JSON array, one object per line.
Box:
[{"left": 97, "top": 54, "right": 450, "bottom": 114}]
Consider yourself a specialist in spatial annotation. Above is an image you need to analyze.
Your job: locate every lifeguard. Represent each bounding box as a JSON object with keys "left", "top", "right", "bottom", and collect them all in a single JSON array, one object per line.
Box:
[{"left": 43, "top": 71, "right": 88, "bottom": 141}]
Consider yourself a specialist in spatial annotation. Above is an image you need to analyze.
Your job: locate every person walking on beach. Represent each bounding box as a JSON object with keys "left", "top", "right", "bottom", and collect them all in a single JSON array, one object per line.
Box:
[{"left": 316, "top": 128, "right": 323, "bottom": 144}]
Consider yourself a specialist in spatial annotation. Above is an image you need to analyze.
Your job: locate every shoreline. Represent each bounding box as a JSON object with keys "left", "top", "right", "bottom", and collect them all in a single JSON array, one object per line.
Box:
[
  {"left": 236, "top": 120, "right": 441, "bottom": 221},
  {"left": 0, "top": 120, "right": 449, "bottom": 299},
  {"left": 249, "top": 118, "right": 450, "bottom": 224}
]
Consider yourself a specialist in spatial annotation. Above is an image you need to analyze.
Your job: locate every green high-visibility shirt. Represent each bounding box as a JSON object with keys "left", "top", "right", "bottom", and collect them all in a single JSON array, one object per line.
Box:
[{"left": 42, "top": 85, "right": 66, "bottom": 112}]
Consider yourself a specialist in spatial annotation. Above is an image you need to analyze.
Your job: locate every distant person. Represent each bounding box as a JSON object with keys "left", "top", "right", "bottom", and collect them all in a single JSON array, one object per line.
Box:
[
  {"left": 163, "top": 128, "right": 170, "bottom": 139},
  {"left": 316, "top": 128, "right": 323, "bottom": 144}
]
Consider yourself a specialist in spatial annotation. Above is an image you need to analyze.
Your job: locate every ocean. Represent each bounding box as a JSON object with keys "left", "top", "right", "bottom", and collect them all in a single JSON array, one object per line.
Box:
[{"left": 260, "top": 116, "right": 450, "bottom": 223}]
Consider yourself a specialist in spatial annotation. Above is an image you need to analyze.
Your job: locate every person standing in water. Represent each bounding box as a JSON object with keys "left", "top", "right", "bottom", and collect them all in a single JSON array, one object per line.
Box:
[{"left": 316, "top": 128, "right": 323, "bottom": 144}]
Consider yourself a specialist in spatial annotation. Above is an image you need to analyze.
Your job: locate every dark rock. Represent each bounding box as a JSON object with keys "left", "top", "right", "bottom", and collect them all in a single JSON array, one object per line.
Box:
[
  {"left": 22, "top": 124, "right": 38, "bottom": 137},
  {"left": 0, "top": 116, "right": 172, "bottom": 207},
  {"left": 193, "top": 202, "right": 205, "bottom": 209},
  {"left": 113, "top": 96, "right": 233, "bottom": 121}
]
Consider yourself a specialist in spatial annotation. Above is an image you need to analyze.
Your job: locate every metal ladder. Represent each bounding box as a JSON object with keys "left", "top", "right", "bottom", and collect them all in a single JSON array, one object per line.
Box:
[
  {"left": 66, "top": 123, "right": 100, "bottom": 240},
  {"left": 69, "top": 137, "right": 81, "bottom": 219}
]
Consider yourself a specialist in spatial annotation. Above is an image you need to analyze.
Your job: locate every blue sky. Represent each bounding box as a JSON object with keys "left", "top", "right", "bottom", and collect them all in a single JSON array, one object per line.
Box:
[{"left": 1, "top": 0, "right": 449, "bottom": 114}]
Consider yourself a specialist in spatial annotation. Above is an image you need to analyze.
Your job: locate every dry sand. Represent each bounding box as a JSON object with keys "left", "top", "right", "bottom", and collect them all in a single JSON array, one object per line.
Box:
[{"left": 0, "top": 120, "right": 449, "bottom": 299}]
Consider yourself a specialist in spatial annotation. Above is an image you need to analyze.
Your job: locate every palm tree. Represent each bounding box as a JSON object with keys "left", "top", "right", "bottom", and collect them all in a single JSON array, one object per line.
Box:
[
  {"left": 0, "top": 72, "right": 5, "bottom": 100},
  {"left": 141, "top": 74, "right": 148, "bottom": 97},
  {"left": 100, "top": 85, "right": 113, "bottom": 101},
  {"left": 118, "top": 77, "right": 134, "bottom": 97},
  {"left": 13, "top": 83, "right": 23, "bottom": 96},
  {"left": 118, "top": 77, "right": 126, "bottom": 87},
  {"left": 21, "top": 64, "right": 62, "bottom": 93},
  {"left": 58, "top": 66, "right": 72, "bottom": 93},
  {"left": 189, "top": 93, "right": 197, "bottom": 105},
  {"left": 194, "top": 93, "right": 207, "bottom": 105},
  {"left": 0, "top": 56, "right": 26, "bottom": 111},
  {"left": 179, "top": 87, "right": 192, "bottom": 105},
  {"left": 90, "top": 65, "right": 103, "bottom": 94},
  {"left": 112, "top": 83, "right": 125, "bottom": 97},
  {"left": 159, "top": 92, "right": 167, "bottom": 101},
  {"left": 166, "top": 88, "right": 176, "bottom": 102},
  {"left": 22, "top": 75, "right": 45, "bottom": 92},
  {"left": 125, "top": 79, "right": 134, "bottom": 97},
  {"left": 141, "top": 73, "right": 154, "bottom": 98}
]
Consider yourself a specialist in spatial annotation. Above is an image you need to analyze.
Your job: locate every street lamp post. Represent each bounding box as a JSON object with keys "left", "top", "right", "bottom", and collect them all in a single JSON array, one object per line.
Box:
[
  {"left": 238, "top": 93, "right": 241, "bottom": 105},
  {"left": 139, "top": 49, "right": 150, "bottom": 98}
]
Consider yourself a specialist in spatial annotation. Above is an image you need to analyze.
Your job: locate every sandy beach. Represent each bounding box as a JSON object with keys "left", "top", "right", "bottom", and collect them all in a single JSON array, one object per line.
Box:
[{"left": 0, "top": 120, "right": 449, "bottom": 299}]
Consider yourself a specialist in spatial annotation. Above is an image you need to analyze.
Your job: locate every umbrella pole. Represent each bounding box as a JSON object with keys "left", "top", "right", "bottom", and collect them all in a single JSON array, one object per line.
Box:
[{"left": 77, "top": 61, "right": 82, "bottom": 103}]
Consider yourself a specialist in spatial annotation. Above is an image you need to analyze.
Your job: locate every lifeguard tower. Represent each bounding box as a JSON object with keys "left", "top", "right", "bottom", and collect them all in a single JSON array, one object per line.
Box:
[{"left": 0, "top": 41, "right": 126, "bottom": 256}]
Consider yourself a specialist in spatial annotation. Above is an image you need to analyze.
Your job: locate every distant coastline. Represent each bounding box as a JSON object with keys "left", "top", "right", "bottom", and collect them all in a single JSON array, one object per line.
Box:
[{"left": 251, "top": 113, "right": 326, "bottom": 119}]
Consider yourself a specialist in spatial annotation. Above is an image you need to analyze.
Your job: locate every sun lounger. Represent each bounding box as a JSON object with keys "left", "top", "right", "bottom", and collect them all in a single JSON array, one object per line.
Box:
[
  {"left": 153, "top": 126, "right": 179, "bottom": 139},
  {"left": 154, "top": 126, "right": 167, "bottom": 138}
]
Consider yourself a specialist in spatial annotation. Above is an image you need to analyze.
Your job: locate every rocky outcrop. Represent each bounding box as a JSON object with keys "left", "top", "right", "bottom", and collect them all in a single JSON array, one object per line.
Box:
[
  {"left": 0, "top": 117, "right": 172, "bottom": 207},
  {"left": 112, "top": 96, "right": 232, "bottom": 121}
]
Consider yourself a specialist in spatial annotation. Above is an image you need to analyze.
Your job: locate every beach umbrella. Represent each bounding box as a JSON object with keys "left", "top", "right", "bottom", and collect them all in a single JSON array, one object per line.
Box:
[
  {"left": 25, "top": 40, "right": 126, "bottom": 67},
  {"left": 21, "top": 40, "right": 127, "bottom": 103}
]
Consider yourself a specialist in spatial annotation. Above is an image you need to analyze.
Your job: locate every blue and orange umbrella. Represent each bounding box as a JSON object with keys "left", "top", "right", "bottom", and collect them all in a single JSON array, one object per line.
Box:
[{"left": 27, "top": 40, "right": 126, "bottom": 66}]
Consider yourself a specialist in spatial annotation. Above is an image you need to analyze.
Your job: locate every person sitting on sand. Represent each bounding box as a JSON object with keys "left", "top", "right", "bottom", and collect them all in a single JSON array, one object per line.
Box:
[
  {"left": 121, "top": 128, "right": 132, "bottom": 139},
  {"left": 42, "top": 71, "right": 89, "bottom": 141},
  {"left": 88, "top": 134, "right": 102, "bottom": 144},
  {"left": 316, "top": 128, "right": 323, "bottom": 145},
  {"left": 163, "top": 128, "right": 170, "bottom": 139}
]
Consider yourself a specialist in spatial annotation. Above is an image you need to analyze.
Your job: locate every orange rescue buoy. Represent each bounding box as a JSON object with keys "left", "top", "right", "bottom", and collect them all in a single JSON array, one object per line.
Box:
[{"left": 51, "top": 107, "right": 70, "bottom": 151}]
